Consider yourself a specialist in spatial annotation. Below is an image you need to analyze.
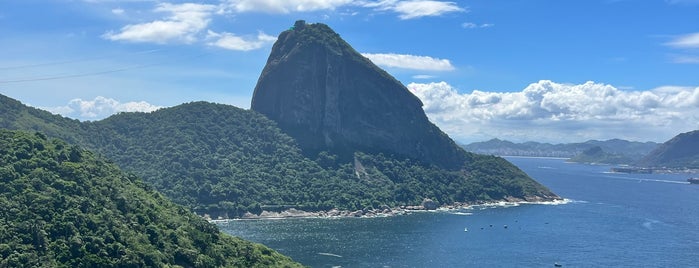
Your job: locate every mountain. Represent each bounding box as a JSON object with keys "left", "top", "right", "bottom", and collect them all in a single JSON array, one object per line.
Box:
[
  {"left": 0, "top": 130, "right": 301, "bottom": 267},
  {"left": 0, "top": 21, "right": 559, "bottom": 217},
  {"left": 463, "top": 138, "right": 658, "bottom": 163},
  {"left": 637, "top": 130, "right": 699, "bottom": 168},
  {"left": 251, "top": 20, "right": 465, "bottom": 169},
  {"left": 0, "top": 94, "right": 83, "bottom": 144},
  {"left": 568, "top": 146, "right": 633, "bottom": 165},
  {"left": 0, "top": 95, "right": 557, "bottom": 217}
]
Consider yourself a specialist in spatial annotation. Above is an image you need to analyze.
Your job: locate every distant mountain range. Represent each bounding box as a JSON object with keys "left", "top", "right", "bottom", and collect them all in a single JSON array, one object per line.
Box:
[
  {"left": 465, "top": 131, "right": 699, "bottom": 169},
  {"left": 462, "top": 138, "right": 659, "bottom": 163}
]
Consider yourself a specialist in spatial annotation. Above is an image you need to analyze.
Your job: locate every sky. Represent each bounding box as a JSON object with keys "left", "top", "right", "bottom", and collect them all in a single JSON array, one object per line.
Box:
[{"left": 1, "top": 0, "right": 698, "bottom": 144}]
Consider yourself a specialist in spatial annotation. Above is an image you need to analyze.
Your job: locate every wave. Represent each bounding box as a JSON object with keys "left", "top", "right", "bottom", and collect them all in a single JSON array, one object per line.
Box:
[
  {"left": 642, "top": 219, "right": 662, "bottom": 230},
  {"left": 318, "top": 252, "right": 343, "bottom": 258},
  {"left": 447, "top": 211, "right": 474, "bottom": 216},
  {"left": 461, "top": 198, "right": 583, "bottom": 211},
  {"left": 602, "top": 175, "right": 689, "bottom": 184}
]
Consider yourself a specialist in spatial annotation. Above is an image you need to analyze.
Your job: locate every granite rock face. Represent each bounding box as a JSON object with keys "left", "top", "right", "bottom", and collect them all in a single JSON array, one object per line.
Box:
[{"left": 251, "top": 20, "right": 466, "bottom": 169}]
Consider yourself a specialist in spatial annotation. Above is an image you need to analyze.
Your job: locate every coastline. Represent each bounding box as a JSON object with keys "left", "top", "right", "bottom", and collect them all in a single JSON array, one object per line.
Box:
[
  {"left": 207, "top": 197, "right": 569, "bottom": 222},
  {"left": 501, "top": 155, "right": 571, "bottom": 160}
]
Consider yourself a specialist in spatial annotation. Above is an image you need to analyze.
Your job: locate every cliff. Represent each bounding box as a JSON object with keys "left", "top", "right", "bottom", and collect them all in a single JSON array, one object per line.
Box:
[{"left": 251, "top": 20, "right": 465, "bottom": 169}]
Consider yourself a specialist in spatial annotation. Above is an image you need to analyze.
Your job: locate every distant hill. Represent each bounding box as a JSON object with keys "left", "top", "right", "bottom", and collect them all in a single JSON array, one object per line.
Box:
[
  {"left": 463, "top": 138, "right": 658, "bottom": 163},
  {"left": 637, "top": 130, "right": 699, "bottom": 168},
  {"left": 0, "top": 130, "right": 300, "bottom": 267},
  {"left": 568, "top": 146, "right": 634, "bottom": 165}
]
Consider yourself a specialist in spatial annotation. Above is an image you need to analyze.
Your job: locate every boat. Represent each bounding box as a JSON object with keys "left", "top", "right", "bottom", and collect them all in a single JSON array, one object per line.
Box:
[
  {"left": 688, "top": 178, "right": 699, "bottom": 184},
  {"left": 610, "top": 167, "right": 652, "bottom": 174},
  {"left": 464, "top": 227, "right": 468, "bottom": 232},
  {"left": 554, "top": 262, "right": 563, "bottom": 267}
]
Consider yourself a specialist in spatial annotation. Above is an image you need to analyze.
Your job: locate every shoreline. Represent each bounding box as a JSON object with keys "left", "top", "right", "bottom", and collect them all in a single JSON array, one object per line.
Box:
[
  {"left": 208, "top": 197, "right": 569, "bottom": 222},
  {"left": 500, "top": 156, "right": 570, "bottom": 160}
]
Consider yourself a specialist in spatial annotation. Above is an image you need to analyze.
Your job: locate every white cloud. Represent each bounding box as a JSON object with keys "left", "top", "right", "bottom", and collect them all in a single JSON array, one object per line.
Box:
[
  {"left": 103, "top": 3, "right": 216, "bottom": 44},
  {"left": 207, "top": 30, "right": 277, "bottom": 51},
  {"left": 413, "top": 74, "right": 436, "bottom": 79},
  {"left": 111, "top": 8, "right": 125, "bottom": 15},
  {"left": 224, "top": 0, "right": 354, "bottom": 13},
  {"left": 671, "top": 54, "right": 699, "bottom": 64},
  {"left": 462, "top": 22, "right": 493, "bottom": 29},
  {"left": 666, "top": 32, "right": 699, "bottom": 48},
  {"left": 362, "top": 53, "right": 455, "bottom": 71},
  {"left": 44, "top": 96, "right": 162, "bottom": 120},
  {"left": 364, "top": 0, "right": 465, "bottom": 19},
  {"left": 223, "top": 0, "right": 464, "bottom": 19},
  {"left": 408, "top": 80, "right": 699, "bottom": 143}
]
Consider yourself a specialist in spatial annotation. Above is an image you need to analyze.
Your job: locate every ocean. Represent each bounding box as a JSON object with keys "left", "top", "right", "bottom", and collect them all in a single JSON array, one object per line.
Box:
[{"left": 216, "top": 157, "right": 699, "bottom": 267}]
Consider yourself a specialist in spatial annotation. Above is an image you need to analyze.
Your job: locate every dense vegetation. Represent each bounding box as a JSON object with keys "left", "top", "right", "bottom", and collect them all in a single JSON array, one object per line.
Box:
[
  {"left": 0, "top": 130, "right": 301, "bottom": 267},
  {"left": 0, "top": 95, "right": 557, "bottom": 218},
  {"left": 77, "top": 102, "right": 555, "bottom": 217}
]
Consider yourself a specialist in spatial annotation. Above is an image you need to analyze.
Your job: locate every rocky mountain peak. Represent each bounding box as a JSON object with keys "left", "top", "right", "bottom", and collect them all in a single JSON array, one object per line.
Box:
[{"left": 251, "top": 21, "right": 466, "bottom": 169}]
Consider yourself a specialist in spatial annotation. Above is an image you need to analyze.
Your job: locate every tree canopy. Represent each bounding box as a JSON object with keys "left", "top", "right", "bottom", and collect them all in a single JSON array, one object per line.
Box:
[
  {"left": 0, "top": 130, "right": 301, "bottom": 267},
  {"left": 1, "top": 95, "right": 557, "bottom": 218}
]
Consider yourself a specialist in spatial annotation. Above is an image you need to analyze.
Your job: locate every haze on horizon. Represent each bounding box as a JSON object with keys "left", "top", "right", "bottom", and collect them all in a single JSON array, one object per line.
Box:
[{"left": 1, "top": 0, "right": 698, "bottom": 144}]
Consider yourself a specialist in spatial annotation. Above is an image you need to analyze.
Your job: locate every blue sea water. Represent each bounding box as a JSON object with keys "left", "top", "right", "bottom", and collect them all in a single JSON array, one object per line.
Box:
[{"left": 217, "top": 157, "right": 699, "bottom": 267}]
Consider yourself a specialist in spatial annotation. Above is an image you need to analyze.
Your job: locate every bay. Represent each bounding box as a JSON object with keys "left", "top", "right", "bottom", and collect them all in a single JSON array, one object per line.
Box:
[{"left": 217, "top": 157, "right": 699, "bottom": 267}]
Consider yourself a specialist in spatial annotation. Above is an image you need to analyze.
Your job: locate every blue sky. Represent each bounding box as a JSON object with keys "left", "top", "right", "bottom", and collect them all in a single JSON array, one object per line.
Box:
[{"left": 1, "top": 0, "right": 698, "bottom": 144}]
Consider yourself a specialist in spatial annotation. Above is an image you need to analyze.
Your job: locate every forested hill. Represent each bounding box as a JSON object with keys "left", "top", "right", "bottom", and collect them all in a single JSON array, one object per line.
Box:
[
  {"left": 0, "top": 94, "right": 558, "bottom": 217},
  {"left": 637, "top": 130, "right": 699, "bottom": 168},
  {"left": 0, "top": 94, "right": 84, "bottom": 144},
  {"left": 0, "top": 130, "right": 301, "bottom": 267}
]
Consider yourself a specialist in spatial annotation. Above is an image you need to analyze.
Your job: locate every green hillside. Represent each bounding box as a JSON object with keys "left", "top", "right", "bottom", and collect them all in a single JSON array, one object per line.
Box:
[
  {"left": 0, "top": 95, "right": 557, "bottom": 218},
  {"left": 0, "top": 130, "right": 301, "bottom": 267},
  {"left": 637, "top": 130, "right": 699, "bottom": 168}
]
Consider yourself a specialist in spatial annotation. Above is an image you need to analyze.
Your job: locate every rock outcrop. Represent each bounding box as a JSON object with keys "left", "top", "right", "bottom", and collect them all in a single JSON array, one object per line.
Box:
[{"left": 251, "top": 20, "right": 466, "bottom": 169}]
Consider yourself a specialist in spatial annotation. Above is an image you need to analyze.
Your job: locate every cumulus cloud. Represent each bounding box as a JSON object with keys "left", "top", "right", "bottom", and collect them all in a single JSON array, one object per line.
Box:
[
  {"left": 102, "top": 1, "right": 468, "bottom": 47},
  {"left": 666, "top": 32, "right": 699, "bottom": 48},
  {"left": 44, "top": 96, "right": 162, "bottom": 120},
  {"left": 207, "top": 31, "right": 276, "bottom": 51},
  {"left": 362, "top": 53, "right": 455, "bottom": 71},
  {"left": 407, "top": 80, "right": 699, "bottom": 143},
  {"left": 103, "top": 3, "right": 216, "bottom": 44},
  {"left": 364, "top": 0, "right": 465, "bottom": 19},
  {"left": 223, "top": 0, "right": 353, "bottom": 13}
]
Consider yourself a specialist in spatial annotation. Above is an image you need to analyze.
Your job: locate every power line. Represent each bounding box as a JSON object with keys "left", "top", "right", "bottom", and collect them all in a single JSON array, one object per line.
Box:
[
  {"left": 0, "top": 63, "right": 161, "bottom": 84},
  {"left": 0, "top": 49, "right": 162, "bottom": 70},
  {"left": 0, "top": 51, "right": 211, "bottom": 84}
]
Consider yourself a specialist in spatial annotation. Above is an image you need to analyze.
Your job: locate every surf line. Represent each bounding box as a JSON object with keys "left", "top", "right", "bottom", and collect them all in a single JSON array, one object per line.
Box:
[{"left": 318, "top": 252, "right": 343, "bottom": 258}]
